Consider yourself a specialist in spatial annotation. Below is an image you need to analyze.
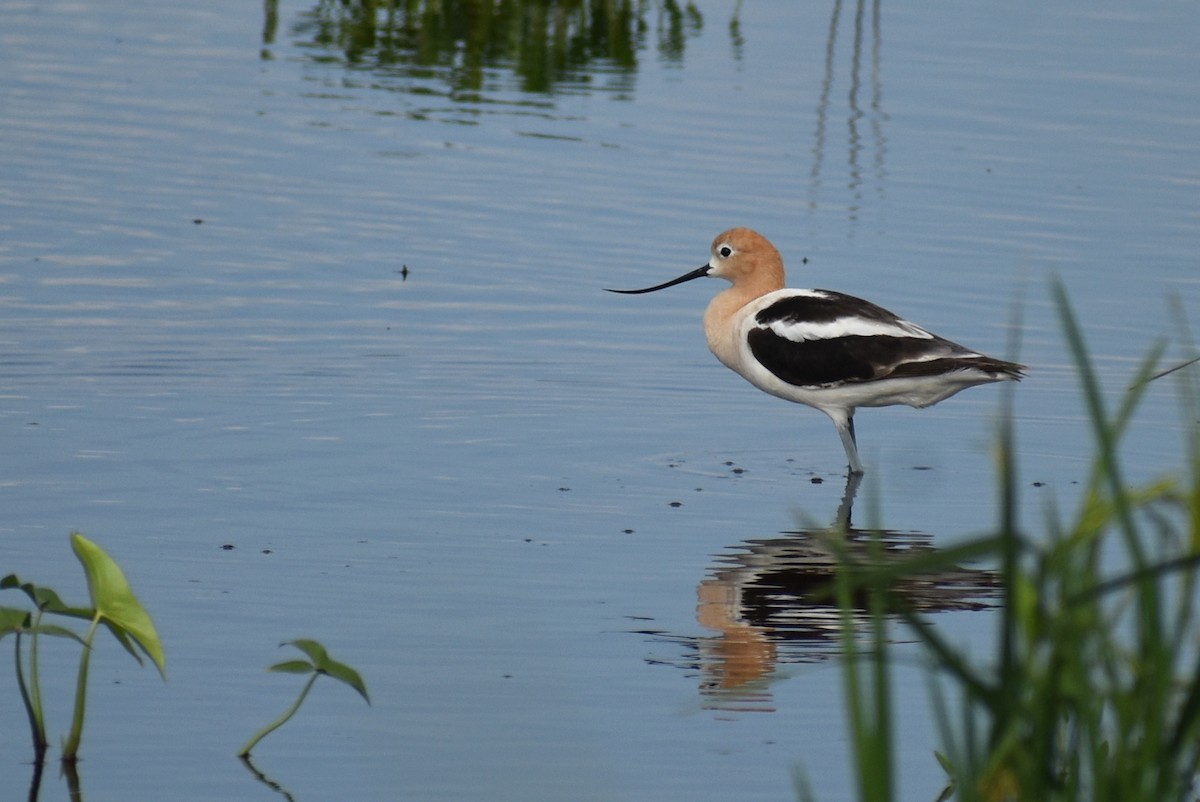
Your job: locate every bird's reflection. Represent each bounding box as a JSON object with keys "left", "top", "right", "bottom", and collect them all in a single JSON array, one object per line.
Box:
[{"left": 641, "top": 475, "right": 1000, "bottom": 712}]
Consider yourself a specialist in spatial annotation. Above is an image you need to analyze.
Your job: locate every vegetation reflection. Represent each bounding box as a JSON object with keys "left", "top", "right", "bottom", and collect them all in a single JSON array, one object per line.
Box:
[{"left": 272, "top": 0, "right": 710, "bottom": 93}]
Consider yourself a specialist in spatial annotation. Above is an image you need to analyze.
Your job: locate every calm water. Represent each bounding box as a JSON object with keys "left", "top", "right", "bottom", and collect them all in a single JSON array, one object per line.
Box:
[{"left": 2, "top": 0, "right": 1199, "bottom": 800}]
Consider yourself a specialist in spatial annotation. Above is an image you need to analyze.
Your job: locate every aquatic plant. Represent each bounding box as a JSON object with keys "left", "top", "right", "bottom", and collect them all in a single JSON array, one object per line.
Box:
[
  {"left": 238, "top": 638, "right": 370, "bottom": 757},
  {"left": 0, "top": 580, "right": 87, "bottom": 758},
  {"left": 1, "top": 532, "right": 166, "bottom": 764},
  {"left": 804, "top": 284, "right": 1200, "bottom": 801}
]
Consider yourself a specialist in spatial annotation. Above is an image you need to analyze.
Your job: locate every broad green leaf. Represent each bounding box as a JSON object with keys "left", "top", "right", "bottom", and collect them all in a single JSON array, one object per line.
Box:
[
  {"left": 1, "top": 574, "right": 93, "bottom": 619},
  {"left": 70, "top": 532, "right": 166, "bottom": 679},
  {"left": 0, "top": 606, "right": 31, "bottom": 636},
  {"left": 267, "top": 660, "right": 316, "bottom": 675},
  {"left": 32, "top": 587, "right": 91, "bottom": 617}
]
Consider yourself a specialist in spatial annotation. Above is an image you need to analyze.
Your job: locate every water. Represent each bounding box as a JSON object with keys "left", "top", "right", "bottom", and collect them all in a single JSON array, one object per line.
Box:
[{"left": 2, "top": 1, "right": 1199, "bottom": 799}]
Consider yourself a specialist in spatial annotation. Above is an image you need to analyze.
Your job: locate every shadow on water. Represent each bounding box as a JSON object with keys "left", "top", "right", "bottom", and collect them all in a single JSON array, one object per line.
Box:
[
  {"left": 265, "top": 0, "right": 719, "bottom": 94},
  {"left": 636, "top": 476, "right": 1000, "bottom": 712}
]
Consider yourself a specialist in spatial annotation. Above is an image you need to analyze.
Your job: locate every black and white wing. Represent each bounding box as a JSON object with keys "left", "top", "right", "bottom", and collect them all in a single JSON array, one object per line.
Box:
[{"left": 746, "top": 290, "right": 1022, "bottom": 388}]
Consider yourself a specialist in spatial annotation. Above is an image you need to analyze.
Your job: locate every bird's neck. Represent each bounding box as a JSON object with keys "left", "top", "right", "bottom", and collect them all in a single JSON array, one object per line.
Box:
[
  {"left": 702, "top": 261, "right": 784, "bottom": 367},
  {"left": 703, "top": 285, "right": 760, "bottom": 368}
]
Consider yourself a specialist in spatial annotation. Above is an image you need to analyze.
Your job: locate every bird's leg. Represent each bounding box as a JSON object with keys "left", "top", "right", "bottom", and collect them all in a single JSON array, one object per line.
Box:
[
  {"left": 832, "top": 471, "right": 863, "bottom": 530},
  {"left": 838, "top": 414, "right": 864, "bottom": 475}
]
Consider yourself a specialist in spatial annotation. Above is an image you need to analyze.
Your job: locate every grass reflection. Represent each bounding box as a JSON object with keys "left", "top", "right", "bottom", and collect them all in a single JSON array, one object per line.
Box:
[{"left": 278, "top": 0, "right": 708, "bottom": 94}]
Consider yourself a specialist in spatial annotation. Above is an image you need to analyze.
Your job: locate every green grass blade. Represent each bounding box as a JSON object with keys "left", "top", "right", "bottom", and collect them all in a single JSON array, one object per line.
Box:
[
  {"left": 893, "top": 604, "right": 995, "bottom": 707},
  {"left": 1051, "top": 280, "right": 1144, "bottom": 559}
]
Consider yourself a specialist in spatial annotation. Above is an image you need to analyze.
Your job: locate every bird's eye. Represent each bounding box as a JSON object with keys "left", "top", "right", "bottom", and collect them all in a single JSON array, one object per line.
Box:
[{"left": 718, "top": 245, "right": 733, "bottom": 258}]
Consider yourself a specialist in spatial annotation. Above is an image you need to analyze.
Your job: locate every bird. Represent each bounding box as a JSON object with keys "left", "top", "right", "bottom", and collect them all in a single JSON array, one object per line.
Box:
[{"left": 606, "top": 228, "right": 1025, "bottom": 475}]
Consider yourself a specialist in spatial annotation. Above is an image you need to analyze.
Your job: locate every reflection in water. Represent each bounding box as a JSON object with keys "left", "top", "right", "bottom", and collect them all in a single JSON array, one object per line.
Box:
[
  {"left": 808, "top": 0, "right": 887, "bottom": 229},
  {"left": 268, "top": 0, "right": 713, "bottom": 94},
  {"left": 25, "top": 758, "right": 47, "bottom": 801},
  {"left": 263, "top": 0, "right": 279, "bottom": 59},
  {"left": 641, "top": 476, "right": 999, "bottom": 712},
  {"left": 727, "top": 0, "right": 745, "bottom": 60},
  {"left": 241, "top": 755, "right": 300, "bottom": 801},
  {"left": 23, "top": 757, "right": 81, "bottom": 801}
]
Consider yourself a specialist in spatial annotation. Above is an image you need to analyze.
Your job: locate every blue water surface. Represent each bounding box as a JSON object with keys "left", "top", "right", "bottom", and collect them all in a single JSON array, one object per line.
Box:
[{"left": 2, "top": 1, "right": 1199, "bottom": 800}]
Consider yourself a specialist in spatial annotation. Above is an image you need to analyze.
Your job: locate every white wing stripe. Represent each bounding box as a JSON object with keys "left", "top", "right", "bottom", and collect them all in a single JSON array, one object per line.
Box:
[{"left": 764, "top": 316, "right": 934, "bottom": 342}]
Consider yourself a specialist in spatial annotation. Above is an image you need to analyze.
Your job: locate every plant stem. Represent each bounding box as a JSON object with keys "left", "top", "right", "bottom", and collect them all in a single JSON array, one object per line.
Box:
[
  {"left": 29, "top": 608, "right": 48, "bottom": 753},
  {"left": 14, "top": 632, "right": 47, "bottom": 760},
  {"left": 238, "top": 672, "right": 320, "bottom": 757},
  {"left": 62, "top": 616, "right": 100, "bottom": 763}
]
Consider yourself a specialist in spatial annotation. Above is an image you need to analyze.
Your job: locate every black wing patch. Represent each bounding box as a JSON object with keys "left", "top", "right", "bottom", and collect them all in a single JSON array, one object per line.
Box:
[
  {"left": 748, "top": 329, "right": 951, "bottom": 386},
  {"left": 754, "top": 291, "right": 909, "bottom": 328},
  {"left": 747, "top": 291, "right": 1026, "bottom": 387}
]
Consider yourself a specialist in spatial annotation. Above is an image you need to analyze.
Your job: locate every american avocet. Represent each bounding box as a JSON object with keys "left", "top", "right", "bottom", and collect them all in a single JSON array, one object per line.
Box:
[{"left": 607, "top": 228, "right": 1024, "bottom": 475}]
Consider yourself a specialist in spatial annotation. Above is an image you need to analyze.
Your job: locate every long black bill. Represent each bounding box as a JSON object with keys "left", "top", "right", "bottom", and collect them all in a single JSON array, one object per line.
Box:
[{"left": 605, "top": 264, "right": 711, "bottom": 294}]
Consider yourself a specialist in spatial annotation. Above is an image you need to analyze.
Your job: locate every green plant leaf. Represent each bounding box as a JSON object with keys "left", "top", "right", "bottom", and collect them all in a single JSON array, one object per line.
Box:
[
  {"left": 1, "top": 606, "right": 87, "bottom": 648},
  {"left": 1, "top": 574, "right": 93, "bottom": 619},
  {"left": 285, "top": 638, "right": 329, "bottom": 666},
  {"left": 321, "top": 659, "right": 371, "bottom": 705},
  {"left": 282, "top": 639, "right": 370, "bottom": 705},
  {"left": 240, "top": 640, "right": 370, "bottom": 756},
  {"left": 0, "top": 606, "right": 31, "bottom": 636},
  {"left": 70, "top": 532, "right": 166, "bottom": 679},
  {"left": 104, "top": 623, "right": 149, "bottom": 667},
  {"left": 32, "top": 623, "right": 88, "bottom": 644}
]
